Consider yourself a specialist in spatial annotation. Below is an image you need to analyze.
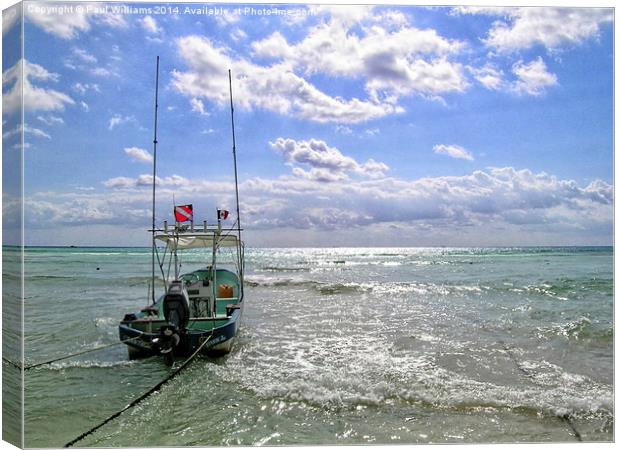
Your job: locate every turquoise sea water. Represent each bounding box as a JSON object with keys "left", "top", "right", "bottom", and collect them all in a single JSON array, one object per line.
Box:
[{"left": 2, "top": 246, "right": 614, "bottom": 446}]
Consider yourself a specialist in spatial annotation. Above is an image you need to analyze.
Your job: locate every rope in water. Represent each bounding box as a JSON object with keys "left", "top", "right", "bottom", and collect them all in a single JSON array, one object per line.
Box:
[
  {"left": 2, "top": 337, "right": 142, "bottom": 371},
  {"left": 499, "top": 339, "right": 582, "bottom": 442},
  {"left": 27, "top": 337, "right": 143, "bottom": 370},
  {"left": 64, "top": 333, "right": 213, "bottom": 448}
]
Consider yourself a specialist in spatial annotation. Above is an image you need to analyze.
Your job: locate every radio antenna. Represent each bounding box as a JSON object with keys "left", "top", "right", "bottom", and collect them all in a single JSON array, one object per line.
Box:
[{"left": 151, "top": 56, "right": 160, "bottom": 304}]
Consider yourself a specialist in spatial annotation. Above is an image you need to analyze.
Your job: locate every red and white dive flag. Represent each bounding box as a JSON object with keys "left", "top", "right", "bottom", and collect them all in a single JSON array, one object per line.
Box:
[
  {"left": 218, "top": 209, "right": 229, "bottom": 220},
  {"left": 174, "top": 204, "right": 193, "bottom": 222}
]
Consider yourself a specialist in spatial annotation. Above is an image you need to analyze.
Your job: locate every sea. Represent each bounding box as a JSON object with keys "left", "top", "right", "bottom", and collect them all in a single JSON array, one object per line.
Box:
[{"left": 2, "top": 246, "right": 614, "bottom": 446}]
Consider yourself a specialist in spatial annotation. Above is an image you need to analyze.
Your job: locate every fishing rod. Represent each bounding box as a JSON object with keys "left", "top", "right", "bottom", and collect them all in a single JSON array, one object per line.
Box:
[
  {"left": 151, "top": 56, "right": 160, "bottom": 304},
  {"left": 228, "top": 69, "right": 244, "bottom": 294}
]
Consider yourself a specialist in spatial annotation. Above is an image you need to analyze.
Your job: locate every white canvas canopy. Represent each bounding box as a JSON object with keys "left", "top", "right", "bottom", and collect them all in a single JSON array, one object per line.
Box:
[{"left": 155, "top": 232, "right": 239, "bottom": 250}]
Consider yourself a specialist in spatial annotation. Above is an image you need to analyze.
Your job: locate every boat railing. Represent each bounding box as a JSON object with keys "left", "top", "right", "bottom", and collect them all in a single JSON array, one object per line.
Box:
[{"left": 149, "top": 220, "right": 243, "bottom": 234}]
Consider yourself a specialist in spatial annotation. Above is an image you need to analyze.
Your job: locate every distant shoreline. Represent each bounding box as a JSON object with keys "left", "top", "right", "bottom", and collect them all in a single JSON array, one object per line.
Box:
[{"left": 2, "top": 245, "right": 614, "bottom": 250}]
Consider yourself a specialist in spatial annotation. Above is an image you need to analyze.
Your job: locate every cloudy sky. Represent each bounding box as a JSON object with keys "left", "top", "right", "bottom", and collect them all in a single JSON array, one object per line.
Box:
[{"left": 2, "top": 1, "right": 614, "bottom": 247}]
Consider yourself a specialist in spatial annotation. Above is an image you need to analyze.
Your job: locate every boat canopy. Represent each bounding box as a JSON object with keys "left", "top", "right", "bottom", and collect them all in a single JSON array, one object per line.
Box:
[{"left": 155, "top": 232, "right": 239, "bottom": 250}]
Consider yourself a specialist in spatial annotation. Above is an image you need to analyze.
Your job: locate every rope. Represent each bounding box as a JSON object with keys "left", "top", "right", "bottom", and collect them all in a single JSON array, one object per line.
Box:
[
  {"left": 23, "top": 337, "right": 142, "bottom": 371},
  {"left": 64, "top": 333, "right": 213, "bottom": 448},
  {"left": 499, "top": 339, "right": 582, "bottom": 442},
  {"left": 3, "top": 337, "right": 142, "bottom": 371},
  {"left": 2, "top": 357, "right": 23, "bottom": 370}
]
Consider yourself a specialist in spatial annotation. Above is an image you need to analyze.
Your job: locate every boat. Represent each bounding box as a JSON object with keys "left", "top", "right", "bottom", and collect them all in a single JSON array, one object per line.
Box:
[
  {"left": 118, "top": 214, "right": 245, "bottom": 364},
  {"left": 118, "top": 59, "right": 244, "bottom": 365}
]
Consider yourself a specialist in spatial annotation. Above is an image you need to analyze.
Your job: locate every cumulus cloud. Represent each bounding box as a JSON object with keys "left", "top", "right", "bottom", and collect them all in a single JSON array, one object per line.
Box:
[
  {"left": 433, "top": 144, "right": 474, "bottom": 161},
  {"left": 172, "top": 35, "right": 401, "bottom": 124},
  {"left": 455, "top": 7, "right": 612, "bottom": 53},
  {"left": 270, "top": 138, "right": 390, "bottom": 180},
  {"left": 511, "top": 57, "right": 558, "bottom": 96},
  {"left": 2, "top": 59, "right": 74, "bottom": 115},
  {"left": 124, "top": 147, "right": 153, "bottom": 164},
  {"left": 251, "top": 9, "right": 467, "bottom": 100},
  {"left": 468, "top": 64, "right": 504, "bottom": 91}
]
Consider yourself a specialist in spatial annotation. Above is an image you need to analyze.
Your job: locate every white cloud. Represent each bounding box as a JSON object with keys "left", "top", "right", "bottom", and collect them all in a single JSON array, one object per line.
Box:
[
  {"left": 335, "top": 125, "right": 353, "bottom": 135},
  {"left": 3, "top": 4, "right": 20, "bottom": 36},
  {"left": 140, "top": 15, "right": 160, "bottom": 34},
  {"left": 80, "top": 101, "right": 90, "bottom": 112},
  {"left": 269, "top": 137, "right": 389, "bottom": 180},
  {"left": 468, "top": 64, "right": 504, "bottom": 91},
  {"left": 511, "top": 57, "right": 558, "bottom": 96},
  {"left": 3, "top": 124, "right": 51, "bottom": 140},
  {"left": 455, "top": 7, "right": 613, "bottom": 53},
  {"left": 108, "top": 114, "right": 136, "bottom": 130},
  {"left": 24, "top": 3, "right": 127, "bottom": 39},
  {"left": 103, "top": 174, "right": 190, "bottom": 189},
  {"left": 252, "top": 10, "right": 467, "bottom": 100},
  {"left": 72, "top": 47, "right": 97, "bottom": 64},
  {"left": 91, "top": 67, "right": 118, "bottom": 78},
  {"left": 72, "top": 82, "right": 101, "bottom": 95},
  {"left": 124, "top": 147, "right": 153, "bottom": 164},
  {"left": 230, "top": 28, "right": 247, "bottom": 42},
  {"left": 21, "top": 165, "right": 612, "bottom": 246},
  {"left": 433, "top": 144, "right": 474, "bottom": 161},
  {"left": 291, "top": 167, "right": 349, "bottom": 183},
  {"left": 190, "top": 98, "right": 209, "bottom": 116},
  {"left": 2, "top": 59, "right": 75, "bottom": 114},
  {"left": 172, "top": 35, "right": 401, "bottom": 124},
  {"left": 37, "top": 115, "right": 64, "bottom": 125}
]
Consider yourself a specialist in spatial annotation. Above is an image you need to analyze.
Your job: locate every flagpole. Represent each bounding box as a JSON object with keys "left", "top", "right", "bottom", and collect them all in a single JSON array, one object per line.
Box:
[
  {"left": 228, "top": 69, "right": 243, "bottom": 289},
  {"left": 151, "top": 56, "right": 160, "bottom": 304}
]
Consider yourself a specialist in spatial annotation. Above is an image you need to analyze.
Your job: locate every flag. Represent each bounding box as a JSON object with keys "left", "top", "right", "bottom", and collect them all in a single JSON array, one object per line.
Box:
[
  {"left": 218, "top": 209, "right": 229, "bottom": 220},
  {"left": 174, "top": 204, "right": 193, "bottom": 222}
]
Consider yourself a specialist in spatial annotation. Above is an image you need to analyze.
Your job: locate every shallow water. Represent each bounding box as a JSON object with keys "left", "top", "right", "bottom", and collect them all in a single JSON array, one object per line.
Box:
[{"left": 4, "top": 246, "right": 613, "bottom": 446}]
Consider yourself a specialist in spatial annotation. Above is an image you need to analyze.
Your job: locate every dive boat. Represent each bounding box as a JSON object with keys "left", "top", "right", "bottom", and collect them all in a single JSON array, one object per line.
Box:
[
  {"left": 118, "top": 60, "right": 244, "bottom": 365},
  {"left": 119, "top": 215, "right": 245, "bottom": 365}
]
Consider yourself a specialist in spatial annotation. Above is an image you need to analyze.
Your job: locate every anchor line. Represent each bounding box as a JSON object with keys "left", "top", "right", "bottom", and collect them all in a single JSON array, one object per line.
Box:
[
  {"left": 18, "top": 337, "right": 143, "bottom": 371},
  {"left": 2, "top": 357, "right": 23, "bottom": 370},
  {"left": 64, "top": 333, "right": 214, "bottom": 448},
  {"left": 499, "top": 339, "right": 582, "bottom": 442}
]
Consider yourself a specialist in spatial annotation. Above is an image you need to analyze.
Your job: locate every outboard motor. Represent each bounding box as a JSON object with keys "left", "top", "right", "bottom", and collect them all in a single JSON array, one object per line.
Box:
[{"left": 154, "top": 281, "right": 190, "bottom": 366}]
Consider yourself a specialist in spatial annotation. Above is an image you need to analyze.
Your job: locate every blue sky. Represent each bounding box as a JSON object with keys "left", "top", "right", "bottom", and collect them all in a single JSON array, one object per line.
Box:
[{"left": 2, "top": 1, "right": 614, "bottom": 247}]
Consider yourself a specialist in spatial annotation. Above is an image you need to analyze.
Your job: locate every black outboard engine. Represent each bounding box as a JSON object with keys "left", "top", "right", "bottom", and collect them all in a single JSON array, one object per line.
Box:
[{"left": 154, "top": 281, "right": 190, "bottom": 366}]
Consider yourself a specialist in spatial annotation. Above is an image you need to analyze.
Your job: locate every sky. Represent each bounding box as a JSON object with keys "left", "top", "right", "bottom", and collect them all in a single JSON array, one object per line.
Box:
[{"left": 1, "top": 1, "right": 615, "bottom": 247}]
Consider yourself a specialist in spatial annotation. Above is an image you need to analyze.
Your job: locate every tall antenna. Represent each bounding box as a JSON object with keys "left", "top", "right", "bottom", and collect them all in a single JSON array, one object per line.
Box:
[
  {"left": 228, "top": 70, "right": 243, "bottom": 286},
  {"left": 151, "top": 56, "right": 160, "bottom": 303}
]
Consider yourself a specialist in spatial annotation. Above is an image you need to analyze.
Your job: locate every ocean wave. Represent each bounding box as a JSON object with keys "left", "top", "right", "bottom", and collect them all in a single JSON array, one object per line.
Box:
[
  {"left": 30, "top": 359, "right": 137, "bottom": 370},
  {"left": 245, "top": 276, "right": 488, "bottom": 298},
  {"left": 536, "top": 317, "right": 613, "bottom": 342},
  {"left": 256, "top": 266, "right": 310, "bottom": 273},
  {"left": 229, "top": 348, "right": 612, "bottom": 423}
]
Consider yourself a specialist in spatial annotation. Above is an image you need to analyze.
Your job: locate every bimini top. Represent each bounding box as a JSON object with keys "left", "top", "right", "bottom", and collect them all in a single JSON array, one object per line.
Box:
[{"left": 155, "top": 232, "right": 239, "bottom": 250}]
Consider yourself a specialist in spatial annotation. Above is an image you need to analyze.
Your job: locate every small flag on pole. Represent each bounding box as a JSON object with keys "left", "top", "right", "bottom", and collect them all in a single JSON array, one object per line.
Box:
[
  {"left": 218, "top": 209, "right": 229, "bottom": 220},
  {"left": 174, "top": 204, "right": 193, "bottom": 222}
]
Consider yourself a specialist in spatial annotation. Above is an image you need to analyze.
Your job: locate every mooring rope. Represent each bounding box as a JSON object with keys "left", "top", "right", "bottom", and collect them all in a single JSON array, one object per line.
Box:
[
  {"left": 2, "top": 337, "right": 143, "bottom": 371},
  {"left": 499, "top": 339, "right": 582, "bottom": 442},
  {"left": 64, "top": 333, "right": 213, "bottom": 448},
  {"left": 2, "top": 357, "right": 23, "bottom": 370},
  {"left": 26, "top": 337, "right": 143, "bottom": 371}
]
